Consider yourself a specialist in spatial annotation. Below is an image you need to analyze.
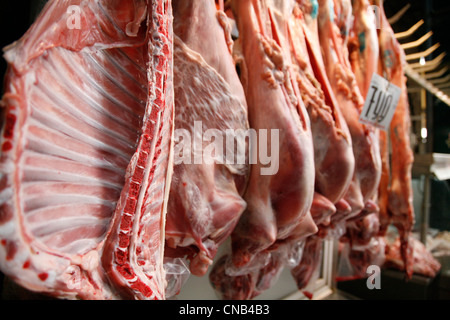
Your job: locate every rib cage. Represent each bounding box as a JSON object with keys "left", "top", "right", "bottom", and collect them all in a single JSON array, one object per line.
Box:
[{"left": 0, "top": 0, "right": 174, "bottom": 300}]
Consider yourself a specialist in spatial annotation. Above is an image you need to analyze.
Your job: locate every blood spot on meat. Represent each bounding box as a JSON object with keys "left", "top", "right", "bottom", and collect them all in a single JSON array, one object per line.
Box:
[
  {"left": 2, "top": 141, "right": 13, "bottom": 152},
  {"left": 5, "top": 240, "right": 18, "bottom": 261},
  {"left": 137, "top": 260, "right": 146, "bottom": 266},
  {"left": 3, "top": 113, "right": 16, "bottom": 139},
  {"left": 38, "top": 272, "right": 48, "bottom": 281}
]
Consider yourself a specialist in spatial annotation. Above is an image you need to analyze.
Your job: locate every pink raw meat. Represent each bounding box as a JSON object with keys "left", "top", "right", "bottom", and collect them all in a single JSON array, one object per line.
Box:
[
  {"left": 0, "top": 0, "right": 174, "bottom": 300},
  {"left": 164, "top": 0, "right": 249, "bottom": 277},
  {"left": 372, "top": 0, "right": 415, "bottom": 279},
  {"left": 317, "top": 0, "right": 381, "bottom": 224},
  {"left": 210, "top": 0, "right": 317, "bottom": 300}
]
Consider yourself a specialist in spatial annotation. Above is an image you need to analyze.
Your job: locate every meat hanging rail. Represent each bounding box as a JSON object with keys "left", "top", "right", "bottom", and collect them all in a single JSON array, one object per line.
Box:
[{"left": 389, "top": 4, "right": 450, "bottom": 106}]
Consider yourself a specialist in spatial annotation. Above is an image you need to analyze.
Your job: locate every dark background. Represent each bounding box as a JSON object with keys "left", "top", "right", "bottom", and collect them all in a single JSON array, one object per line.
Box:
[
  {"left": 0, "top": 1, "right": 48, "bottom": 94},
  {"left": 383, "top": 0, "right": 450, "bottom": 155}
]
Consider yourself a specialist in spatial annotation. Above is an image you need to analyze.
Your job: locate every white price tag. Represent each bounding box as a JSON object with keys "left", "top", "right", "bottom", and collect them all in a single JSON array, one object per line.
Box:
[{"left": 359, "top": 73, "right": 401, "bottom": 131}]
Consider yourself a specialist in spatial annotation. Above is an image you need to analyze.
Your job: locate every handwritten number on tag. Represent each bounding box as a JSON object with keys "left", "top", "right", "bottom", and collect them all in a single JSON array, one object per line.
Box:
[
  {"left": 360, "top": 74, "right": 401, "bottom": 131},
  {"left": 366, "top": 85, "right": 392, "bottom": 123}
]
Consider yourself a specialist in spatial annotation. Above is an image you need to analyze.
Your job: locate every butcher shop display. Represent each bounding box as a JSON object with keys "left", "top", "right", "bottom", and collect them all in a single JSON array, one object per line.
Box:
[{"left": 0, "top": 0, "right": 441, "bottom": 300}]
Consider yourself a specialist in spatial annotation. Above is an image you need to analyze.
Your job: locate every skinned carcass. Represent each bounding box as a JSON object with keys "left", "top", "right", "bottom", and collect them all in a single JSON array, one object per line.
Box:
[
  {"left": 0, "top": 0, "right": 174, "bottom": 300},
  {"left": 372, "top": 0, "right": 415, "bottom": 279},
  {"left": 317, "top": 0, "right": 381, "bottom": 224},
  {"left": 164, "top": 0, "right": 249, "bottom": 278},
  {"left": 275, "top": 0, "right": 356, "bottom": 293},
  {"left": 210, "top": 0, "right": 317, "bottom": 300},
  {"left": 228, "top": 0, "right": 316, "bottom": 273},
  {"left": 288, "top": 1, "right": 355, "bottom": 216}
]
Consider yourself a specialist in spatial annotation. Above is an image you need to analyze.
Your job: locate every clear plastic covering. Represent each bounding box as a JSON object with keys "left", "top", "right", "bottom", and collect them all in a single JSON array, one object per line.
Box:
[
  {"left": 336, "top": 236, "right": 386, "bottom": 281},
  {"left": 209, "top": 240, "right": 307, "bottom": 300},
  {"left": 164, "top": 257, "right": 191, "bottom": 299}
]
